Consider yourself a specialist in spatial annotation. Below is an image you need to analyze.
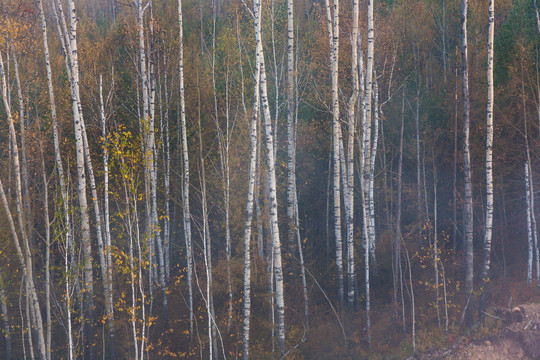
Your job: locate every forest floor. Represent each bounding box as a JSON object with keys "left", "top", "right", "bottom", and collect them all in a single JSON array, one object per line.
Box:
[{"left": 416, "top": 303, "right": 540, "bottom": 359}]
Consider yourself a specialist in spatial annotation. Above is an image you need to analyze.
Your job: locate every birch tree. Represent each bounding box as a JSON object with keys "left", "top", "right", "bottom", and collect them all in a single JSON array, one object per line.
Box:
[
  {"left": 461, "top": 0, "right": 474, "bottom": 325},
  {"left": 287, "top": 0, "right": 296, "bottom": 275},
  {"left": 522, "top": 67, "right": 540, "bottom": 291},
  {"left": 0, "top": 50, "right": 47, "bottom": 360},
  {"left": 242, "top": 17, "right": 262, "bottom": 356},
  {"left": 255, "top": 0, "right": 286, "bottom": 350},
  {"left": 346, "top": 0, "right": 360, "bottom": 309},
  {"left": 324, "top": 0, "right": 344, "bottom": 309},
  {"left": 39, "top": 0, "right": 74, "bottom": 356},
  {"left": 526, "top": 163, "right": 534, "bottom": 287},
  {"left": 480, "top": 0, "right": 495, "bottom": 315},
  {"left": 178, "top": 0, "right": 194, "bottom": 337},
  {"left": 362, "top": 0, "right": 376, "bottom": 343}
]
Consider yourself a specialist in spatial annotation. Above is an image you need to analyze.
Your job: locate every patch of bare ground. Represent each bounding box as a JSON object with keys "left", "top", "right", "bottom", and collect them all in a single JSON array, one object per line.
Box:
[{"left": 416, "top": 303, "right": 540, "bottom": 360}]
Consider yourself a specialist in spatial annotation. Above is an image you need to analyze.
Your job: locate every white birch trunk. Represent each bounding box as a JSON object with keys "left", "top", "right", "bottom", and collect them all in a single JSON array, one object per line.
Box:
[
  {"left": 39, "top": 2, "right": 74, "bottom": 356},
  {"left": 99, "top": 75, "right": 116, "bottom": 357},
  {"left": 37, "top": 119, "right": 52, "bottom": 360},
  {"left": 325, "top": 0, "right": 344, "bottom": 309},
  {"left": 163, "top": 67, "right": 171, "bottom": 284},
  {"left": 255, "top": 0, "right": 286, "bottom": 350},
  {"left": 527, "top": 163, "right": 534, "bottom": 286},
  {"left": 242, "top": 33, "right": 261, "bottom": 358},
  {"left": 287, "top": 0, "right": 296, "bottom": 265},
  {"left": 362, "top": 0, "right": 375, "bottom": 343},
  {"left": 368, "top": 80, "right": 379, "bottom": 261},
  {"left": 346, "top": 0, "right": 360, "bottom": 309},
  {"left": 12, "top": 53, "right": 32, "bottom": 250},
  {"left": 480, "top": 0, "right": 495, "bottom": 314},
  {"left": 461, "top": 0, "right": 474, "bottom": 325},
  {"left": 148, "top": 8, "right": 167, "bottom": 310},
  {"left": 178, "top": 0, "right": 194, "bottom": 337},
  {"left": 0, "top": 50, "right": 47, "bottom": 360},
  {"left": 64, "top": 0, "right": 96, "bottom": 345},
  {"left": 24, "top": 279, "right": 35, "bottom": 360}
]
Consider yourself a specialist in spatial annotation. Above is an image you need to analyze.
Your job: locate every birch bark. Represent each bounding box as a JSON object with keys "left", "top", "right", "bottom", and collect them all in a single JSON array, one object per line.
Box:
[
  {"left": 177, "top": 0, "right": 194, "bottom": 337},
  {"left": 480, "top": 0, "right": 495, "bottom": 315},
  {"left": 461, "top": 0, "right": 474, "bottom": 325},
  {"left": 325, "top": 0, "right": 344, "bottom": 309},
  {"left": 0, "top": 51, "right": 47, "bottom": 360},
  {"left": 242, "top": 27, "right": 261, "bottom": 358},
  {"left": 255, "top": 0, "right": 286, "bottom": 350},
  {"left": 346, "top": 0, "right": 360, "bottom": 309},
  {"left": 38, "top": 1, "right": 74, "bottom": 356},
  {"left": 527, "top": 163, "right": 534, "bottom": 287},
  {"left": 65, "top": 0, "right": 96, "bottom": 347},
  {"left": 363, "top": 0, "right": 375, "bottom": 343}
]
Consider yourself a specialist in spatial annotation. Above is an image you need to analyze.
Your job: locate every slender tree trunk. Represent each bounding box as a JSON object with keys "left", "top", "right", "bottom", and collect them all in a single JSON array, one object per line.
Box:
[
  {"left": 12, "top": 53, "right": 33, "bottom": 254},
  {"left": 534, "top": 0, "right": 540, "bottom": 34},
  {"left": 404, "top": 242, "right": 416, "bottom": 353},
  {"left": 415, "top": 65, "right": 422, "bottom": 227},
  {"left": 442, "top": 0, "right": 447, "bottom": 82},
  {"left": 0, "top": 50, "right": 47, "bottom": 360},
  {"left": 37, "top": 114, "right": 52, "bottom": 360},
  {"left": 523, "top": 69, "right": 540, "bottom": 291},
  {"left": 294, "top": 41, "right": 309, "bottom": 327},
  {"left": 24, "top": 279, "right": 35, "bottom": 360},
  {"left": 0, "top": 269, "right": 12, "bottom": 360},
  {"left": 100, "top": 75, "right": 116, "bottom": 357},
  {"left": 362, "top": 0, "right": 375, "bottom": 343},
  {"left": 346, "top": 0, "right": 360, "bottom": 309},
  {"left": 148, "top": 4, "right": 167, "bottom": 311},
  {"left": 39, "top": 1, "right": 74, "bottom": 357},
  {"left": 526, "top": 163, "right": 534, "bottom": 287},
  {"left": 325, "top": 0, "right": 344, "bottom": 309},
  {"left": 177, "top": 0, "right": 194, "bottom": 338},
  {"left": 461, "top": 0, "right": 474, "bottom": 325},
  {"left": 433, "top": 151, "right": 440, "bottom": 328},
  {"left": 393, "top": 87, "right": 405, "bottom": 325},
  {"left": 453, "top": 63, "right": 458, "bottom": 255},
  {"left": 242, "top": 30, "right": 261, "bottom": 358},
  {"left": 480, "top": 0, "right": 495, "bottom": 315},
  {"left": 164, "top": 64, "right": 172, "bottom": 284},
  {"left": 287, "top": 0, "right": 297, "bottom": 279},
  {"left": 369, "top": 80, "right": 380, "bottom": 262},
  {"left": 255, "top": 0, "right": 286, "bottom": 350},
  {"left": 63, "top": 0, "right": 96, "bottom": 347}
]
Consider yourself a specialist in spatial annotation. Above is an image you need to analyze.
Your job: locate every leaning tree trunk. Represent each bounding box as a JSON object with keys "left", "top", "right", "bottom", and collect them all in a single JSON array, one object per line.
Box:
[
  {"left": 480, "top": 0, "right": 495, "bottom": 316},
  {"left": 0, "top": 50, "right": 47, "bottom": 360}
]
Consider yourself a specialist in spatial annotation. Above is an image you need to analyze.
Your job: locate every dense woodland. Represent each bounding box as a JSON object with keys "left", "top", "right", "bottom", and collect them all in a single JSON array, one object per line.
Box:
[{"left": 0, "top": 0, "right": 538, "bottom": 358}]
